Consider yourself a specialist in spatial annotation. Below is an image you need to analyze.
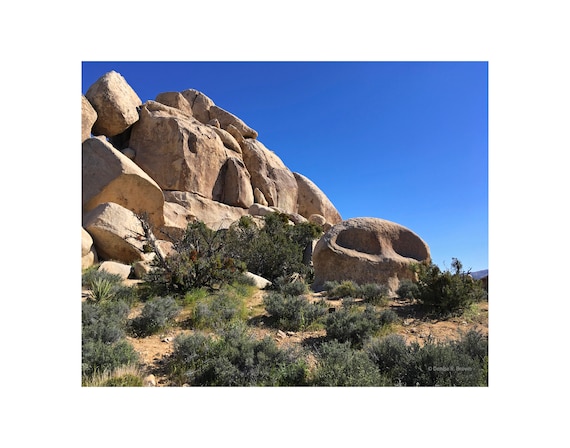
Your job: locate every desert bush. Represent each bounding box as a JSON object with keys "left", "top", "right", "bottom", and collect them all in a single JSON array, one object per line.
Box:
[
  {"left": 82, "top": 365, "right": 144, "bottom": 387},
  {"left": 360, "top": 283, "right": 390, "bottom": 305},
  {"left": 322, "top": 280, "right": 340, "bottom": 293},
  {"left": 396, "top": 279, "right": 420, "bottom": 300},
  {"left": 193, "top": 288, "right": 248, "bottom": 330},
  {"left": 263, "top": 291, "right": 328, "bottom": 331},
  {"left": 223, "top": 213, "right": 322, "bottom": 283},
  {"left": 325, "top": 304, "right": 384, "bottom": 347},
  {"left": 379, "top": 309, "right": 399, "bottom": 326},
  {"left": 129, "top": 296, "right": 181, "bottom": 337},
  {"left": 141, "top": 221, "right": 247, "bottom": 297},
  {"left": 170, "top": 322, "right": 308, "bottom": 386},
  {"left": 326, "top": 280, "right": 360, "bottom": 298},
  {"left": 365, "top": 330, "right": 488, "bottom": 386},
  {"left": 274, "top": 275, "right": 310, "bottom": 296},
  {"left": 82, "top": 269, "right": 138, "bottom": 305},
  {"left": 411, "top": 258, "right": 488, "bottom": 315},
  {"left": 311, "top": 340, "right": 389, "bottom": 386}
]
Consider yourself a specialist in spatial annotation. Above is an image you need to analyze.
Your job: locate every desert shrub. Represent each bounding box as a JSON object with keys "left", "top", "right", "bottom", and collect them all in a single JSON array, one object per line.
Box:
[
  {"left": 322, "top": 280, "right": 340, "bottom": 293},
  {"left": 129, "top": 296, "right": 181, "bottom": 337},
  {"left": 193, "top": 288, "right": 248, "bottom": 330},
  {"left": 326, "top": 280, "right": 360, "bottom": 298},
  {"left": 365, "top": 330, "right": 488, "bottom": 387},
  {"left": 379, "top": 309, "right": 399, "bottom": 326},
  {"left": 311, "top": 340, "right": 389, "bottom": 386},
  {"left": 82, "top": 267, "right": 122, "bottom": 288},
  {"left": 411, "top": 259, "right": 488, "bottom": 315},
  {"left": 170, "top": 322, "right": 308, "bottom": 386},
  {"left": 82, "top": 365, "right": 144, "bottom": 387},
  {"left": 263, "top": 292, "right": 328, "bottom": 331},
  {"left": 82, "top": 269, "right": 138, "bottom": 305},
  {"left": 82, "top": 339, "right": 139, "bottom": 378},
  {"left": 142, "top": 221, "right": 247, "bottom": 297},
  {"left": 360, "top": 283, "right": 390, "bottom": 305},
  {"left": 396, "top": 279, "right": 420, "bottom": 300},
  {"left": 223, "top": 213, "right": 322, "bottom": 283},
  {"left": 274, "top": 275, "right": 310, "bottom": 296},
  {"left": 82, "top": 301, "right": 130, "bottom": 344},
  {"left": 325, "top": 304, "right": 384, "bottom": 347}
]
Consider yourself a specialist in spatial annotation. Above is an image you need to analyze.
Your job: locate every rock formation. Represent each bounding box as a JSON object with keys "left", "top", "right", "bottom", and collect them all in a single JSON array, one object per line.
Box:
[
  {"left": 312, "top": 218, "right": 431, "bottom": 294},
  {"left": 81, "top": 70, "right": 431, "bottom": 293}
]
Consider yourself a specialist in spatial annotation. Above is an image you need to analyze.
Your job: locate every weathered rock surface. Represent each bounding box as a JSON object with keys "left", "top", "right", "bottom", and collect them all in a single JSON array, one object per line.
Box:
[
  {"left": 154, "top": 91, "right": 193, "bottom": 117},
  {"left": 81, "top": 227, "right": 98, "bottom": 269},
  {"left": 85, "top": 71, "right": 142, "bottom": 137},
  {"left": 129, "top": 101, "right": 229, "bottom": 198},
  {"left": 241, "top": 139, "right": 298, "bottom": 214},
  {"left": 81, "top": 96, "right": 97, "bottom": 143},
  {"left": 244, "top": 272, "right": 272, "bottom": 289},
  {"left": 221, "top": 157, "right": 254, "bottom": 208},
  {"left": 294, "top": 172, "right": 342, "bottom": 226},
  {"left": 82, "top": 137, "right": 165, "bottom": 230},
  {"left": 83, "top": 202, "right": 147, "bottom": 264},
  {"left": 164, "top": 191, "right": 247, "bottom": 230},
  {"left": 209, "top": 126, "right": 242, "bottom": 154},
  {"left": 157, "top": 201, "right": 195, "bottom": 242},
  {"left": 98, "top": 261, "right": 132, "bottom": 280},
  {"left": 312, "top": 218, "right": 431, "bottom": 294}
]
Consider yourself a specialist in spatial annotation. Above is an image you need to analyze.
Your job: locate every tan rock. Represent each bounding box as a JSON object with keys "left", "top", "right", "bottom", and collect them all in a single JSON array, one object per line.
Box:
[
  {"left": 222, "top": 157, "right": 254, "bottom": 208},
  {"left": 180, "top": 89, "right": 215, "bottom": 123},
  {"left": 164, "top": 191, "right": 248, "bottom": 230},
  {"left": 209, "top": 126, "right": 242, "bottom": 154},
  {"left": 129, "top": 101, "right": 229, "bottom": 199},
  {"left": 253, "top": 188, "right": 269, "bottom": 206},
  {"left": 248, "top": 203, "right": 276, "bottom": 217},
  {"left": 241, "top": 139, "right": 298, "bottom": 214},
  {"left": 83, "top": 202, "right": 147, "bottom": 264},
  {"left": 81, "top": 227, "right": 98, "bottom": 269},
  {"left": 82, "top": 137, "right": 165, "bottom": 230},
  {"left": 309, "top": 214, "right": 327, "bottom": 227},
  {"left": 312, "top": 218, "right": 431, "bottom": 294},
  {"left": 294, "top": 172, "right": 342, "bottom": 225},
  {"left": 156, "top": 201, "right": 196, "bottom": 242},
  {"left": 154, "top": 91, "right": 193, "bottom": 117},
  {"left": 81, "top": 96, "right": 97, "bottom": 143},
  {"left": 226, "top": 123, "right": 247, "bottom": 149},
  {"left": 244, "top": 272, "right": 272, "bottom": 289},
  {"left": 85, "top": 71, "right": 142, "bottom": 137},
  {"left": 98, "top": 261, "right": 132, "bottom": 280},
  {"left": 209, "top": 105, "right": 258, "bottom": 139}
]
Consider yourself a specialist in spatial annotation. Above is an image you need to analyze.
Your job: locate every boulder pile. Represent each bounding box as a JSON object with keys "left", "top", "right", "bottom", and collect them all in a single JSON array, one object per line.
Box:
[{"left": 82, "top": 71, "right": 343, "bottom": 275}]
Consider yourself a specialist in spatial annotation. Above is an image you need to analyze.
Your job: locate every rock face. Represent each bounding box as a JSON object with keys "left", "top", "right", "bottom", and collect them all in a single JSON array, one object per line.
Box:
[
  {"left": 85, "top": 71, "right": 142, "bottom": 137},
  {"left": 82, "top": 227, "right": 98, "bottom": 269},
  {"left": 294, "top": 172, "right": 342, "bottom": 226},
  {"left": 312, "top": 218, "right": 431, "bottom": 294},
  {"left": 82, "top": 137, "right": 165, "bottom": 230},
  {"left": 81, "top": 70, "right": 409, "bottom": 274},
  {"left": 241, "top": 139, "right": 298, "bottom": 214},
  {"left": 129, "top": 101, "right": 229, "bottom": 197}
]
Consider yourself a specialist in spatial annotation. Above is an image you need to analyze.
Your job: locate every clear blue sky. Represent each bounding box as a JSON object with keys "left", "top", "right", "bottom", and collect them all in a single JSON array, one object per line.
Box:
[{"left": 82, "top": 61, "right": 488, "bottom": 272}]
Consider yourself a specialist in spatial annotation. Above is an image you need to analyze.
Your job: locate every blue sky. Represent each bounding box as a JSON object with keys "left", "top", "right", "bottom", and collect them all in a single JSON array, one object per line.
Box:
[{"left": 82, "top": 61, "right": 488, "bottom": 272}]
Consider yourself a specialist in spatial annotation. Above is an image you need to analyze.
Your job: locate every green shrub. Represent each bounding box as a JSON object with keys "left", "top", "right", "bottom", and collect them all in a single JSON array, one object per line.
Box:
[
  {"left": 326, "top": 280, "right": 360, "bottom": 298},
  {"left": 379, "top": 309, "right": 399, "bottom": 326},
  {"left": 263, "top": 291, "right": 328, "bottom": 331},
  {"left": 411, "top": 259, "right": 488, "bottom": 315},
  {"left": 325, "top": 304, "right": 383, "bottom": 347},
  {"left": 82, "top": 301, "right": 130, "bottom": 344},
  {"left": 365, "top": 330, "right": 488, "bottom": 387},
  {"left": 170, "top": 322, "right": 308, "bottom": 386},
  {"left": 142, "top": 221, "right": 247, "bottom": 297},
  {"left": 223, "top": 213, "right": 322, "bottom": 283},
  {"left": 82, "top": 365, "right": 144, "bottom": 387},
  {"left": 360, "top": 283, "right": 390, "bottom": 305},
  {"left": 82, "top": 339, "right": 139, "bottom": 378},
  {"left": 130, "top": 296, "right": 181, "bottom": 337},
  {"left": 193, "top": 287, "right": 248, "bottom": 330},
  {"left": 311, "top": 340, "right": 389, "bottom": 386},
  {"left": 322, "top": 280, "right": 340, "bottom": 294},
  {"left": 274, "top": 275, "right": 310, "bottom": 296},
  {"left": 396, "top": 279, "right": 420, "bottom": 300}
]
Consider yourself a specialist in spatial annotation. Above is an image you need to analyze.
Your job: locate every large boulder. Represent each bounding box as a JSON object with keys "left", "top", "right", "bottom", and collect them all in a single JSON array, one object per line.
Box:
[
  {"left": 241, "top": 139, "right": 298, "bottom": 214},
  {"left": 83, "top": 202, "right": 147, "bottom": 264},
  {"left": 156, "top": 201, "right": 196, "bottom": 242},
  {"left": 312, "top": 218, "right": 431, "bottom": 294},
  {"left": 85, "top": 71, "right": 142, "bottom": 137},
  {"left": 181, "top": 89, "right": 258, "bottom": 138},
  {"left": 128, "top": 101, "right": 230, "bottom": 199},
  {"left": 154, "top": 91, "right": 193, "bottom": 117},
  {"left": 82, "top": 137, "right": 165, "bottom": 230},
  {"left": 164, "top": 191, "right": 247, "bottom": 230},
  {"left": 294, "top": 172, "right": 342, "bottom": 225},
  {"left": 81, "top": 227, "right": 98, "bottom": 269},
  {"left": 81, "top": 96, "right": 97, "bottom": 143},
  {"left": 221, "top": 157, "right": 254, "bottom": 208}
]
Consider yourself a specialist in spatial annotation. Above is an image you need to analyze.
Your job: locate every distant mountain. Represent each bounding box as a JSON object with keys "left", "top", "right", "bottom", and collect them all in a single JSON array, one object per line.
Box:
[{"left": 471, "top": 269, "right": 488, "bottom": 280}]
